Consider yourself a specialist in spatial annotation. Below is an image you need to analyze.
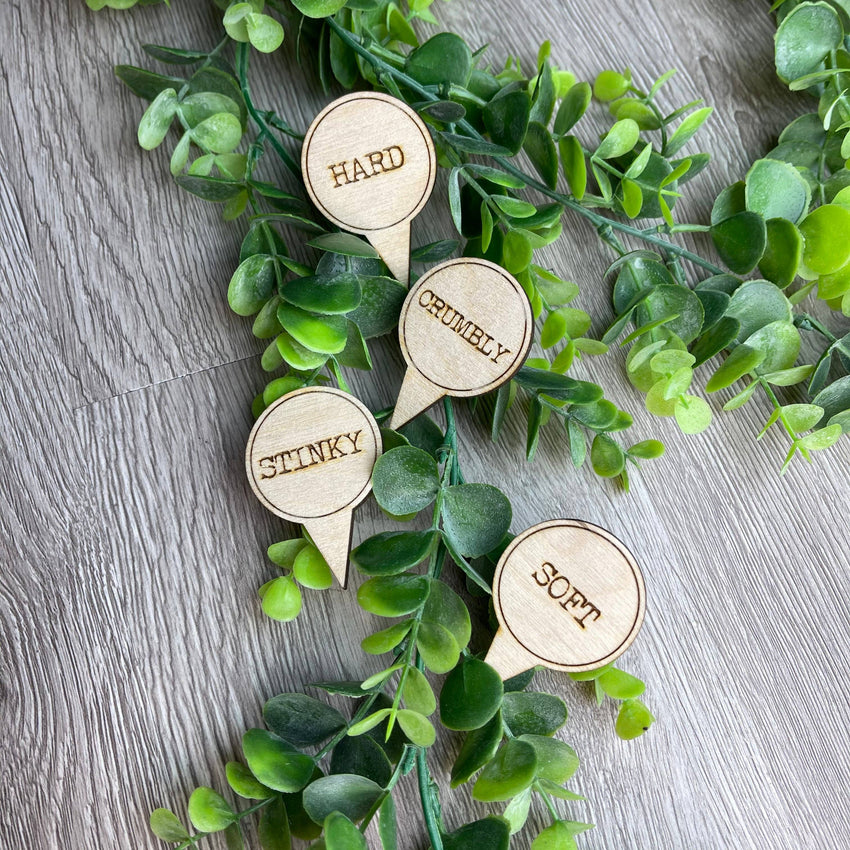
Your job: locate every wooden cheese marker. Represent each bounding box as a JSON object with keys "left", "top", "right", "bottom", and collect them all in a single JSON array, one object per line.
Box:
[
  {"left": 301, "top": 91, "right": 437, "bottom": 285},
  {"left": 389, "top": 257, "right": 533, "bottom": 430},
  {"left": 484, "top": 519, "right": 646, "bottom": 680},
  {"left": 245, "top": 387, "right": 382, "bottom": 588}
]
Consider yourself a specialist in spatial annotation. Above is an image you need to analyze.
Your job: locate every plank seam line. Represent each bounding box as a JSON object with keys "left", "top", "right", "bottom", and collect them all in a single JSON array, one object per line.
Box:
[{"left": 71, "top": 354, "right": 258, "bottom": 412}]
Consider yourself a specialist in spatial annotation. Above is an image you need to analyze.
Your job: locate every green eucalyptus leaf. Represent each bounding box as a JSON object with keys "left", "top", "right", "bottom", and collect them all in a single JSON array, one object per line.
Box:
[
  {"left": 149, "top": 809, "right": 190, "bottom": 843},
  {"left": 745, "top": 158, "right": 810, "bottom": 223},
  {"left": 138, "top": 88, "right": 178, "bottom": 150},
  {"left": 484, "top": 88, "right": 532, "bottom": 154},
  {"left": 595, "top": 118, "right": 639, "bottom": 160},
  {"left": 706, "top": 345, "right": 765, "bottom": 392},
  {"left": 260, "top": 576, "right": 303, "bottom": 622},
  {"left": 775, "top": 1, "right": 843, "bottom": 83},
  {"left": 263, "top": 694, "right": 345, "bottom": 748},
  {"left": 242, "top": 730, "right": 315, "bottom": 793},
  {"left": 519, "top": 734, "right": 579, "bottom": 783},
  {"left": 283, "top": 273, "right": 361, "bottom": 315},
  {"left": 416, "top": 621, "right": 460, "bottom": 673},
  {"left": 524, "top": 122, "right": 559, "bottom": 189},
  {"left": 726, "top": 280, "right": 793, "bottom": 341},
  {"left": 188, "top": 787, "right": 235, "bottom": 833},
  {"left": 226, "top": 762, "right": 275, "bottom": 800},
  {"left": 590, "top": 435, "right": 625, "bottom": 477},
  {"left": 799, "top": 204, "right": 850, "bottom": 274},
  {"left": 711, "top": 212, "right": 767, "bottom": 274},
  {"left": 396, "top": 708, "right": 436, "bottom": 747},
  {"left": 450, "top": 712, "right": 504, "bottom": 787},
  {"left": 502, "top": 691, "right": 567, "bottom": 736},
  {"left": 442, "top": 817, "right": 511, "bottom": 850},
  {"left": 302, "top": 774, "right": 383, "bottom": 824},
  {"left": 472, "top": 739, "right": 537, "bottom": 802},
  {"left": 422, "top": 580, "right": 472, "bottom": 649},
  {"left": 406, "top": 33, "right": 472, "bottom": 86},
  {"left": 812, "top": 375, "right": 850, "bottom": 426},
  {"left": 615, "top": 698, "right": 655, "bottom": 739},
  {"left": 759, "top": 218, "right": 802, "bottom": 287},
  {"left": 330, "top": 735, "right": 392, "bottom": 789},
  {"left": 442, "top": 483, "right": 512, "bottom": 558},
  {"left": 357, "top": 574, "right": 431, "bottom": 617},
  {"left": 348, "top": 276, "right": 407, "bottom": 339},
  {"left": 351, "top": 530, "right": 436, "bottom": 576},
  {"left": 278, "top": 304, "right": 347, "bottom": 354},
  {"left": 324, "top": 811, "right": 367, "bottom": 850},
  {"left": 664, "top": 107, "right": 712, "bottom": 157},
  {"left": 371, "top": 446, "right": 440, "bottom": 516},
  {"left": 440, "top": 658, "right": 504, "bottom": 730},
  {"left": 554, "top": 81, "right": 591, "bottom": 135},
  {"left": 290, "top": 0, "right": 347, "bottom": 17}
]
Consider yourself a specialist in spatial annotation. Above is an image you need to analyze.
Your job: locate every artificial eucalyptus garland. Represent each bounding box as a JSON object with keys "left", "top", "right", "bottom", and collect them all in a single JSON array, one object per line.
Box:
[{"left": 85, "top": 0, "right": 849, "bottom": 847}]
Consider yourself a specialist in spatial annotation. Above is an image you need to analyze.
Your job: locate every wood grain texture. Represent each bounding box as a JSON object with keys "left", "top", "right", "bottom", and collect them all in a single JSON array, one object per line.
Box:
[
  {"left": 1, "top": 2, "right": 849, "bottom": 850},
  {"left": 392, "top": 258, "right": 533, "bottom": 428}
]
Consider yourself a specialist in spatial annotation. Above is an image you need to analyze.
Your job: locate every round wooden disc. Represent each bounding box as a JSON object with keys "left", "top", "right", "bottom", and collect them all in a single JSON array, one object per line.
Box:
[
  {"left": 398, "top": 257, "right": 533, "bottom": 396},
  {"left": 491, "top": 520, "right": 646, "bottom": 672},
  {"left": 301, "top": 92, "right": 436, "bottom": 234},
  {"left": 245, "top": 387, "right": 381, "bottom": 522}
]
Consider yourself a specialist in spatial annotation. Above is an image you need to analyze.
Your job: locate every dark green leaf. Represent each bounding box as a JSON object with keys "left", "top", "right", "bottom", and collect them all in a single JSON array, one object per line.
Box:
[
  {"left": 442, "top": 483, "right": 512, "bottom": 558},
  {"left": 442, "top": 817, "right": 511, "bottom": 850},
  {"left": 523, "top": 122, "right": 558, "bottom": 189},
  {"left": 371, "top": 446, "right": 440, "bottom": 516},
  {"left": 228, "top": 254, "right": 275, "bottom": 316},
  {"left": 502, "top": 692, "right": 567, "bottom": 736},
  {"left": 357, "top": 574, "right": 431, "bottom": 617},
  {"left": 308, "top": 232, "right": 380, "bottom": 259},
  {"left": 554, "top": 81, "right": 591, "bottom": 135},
  {"left": 324, "top": 811, "right": 367, "bottom": 850},
  {"left": 710, "top": 211, "right": 767, "bottom": 274},
  {"left": 115, "top": 64, "right": 186, "bottom": 101},
  {"left": 519, "top": 734, "right": 579, "bottom": 783},
  {"left": 440, "top": 658, "right": 504, "bottom": 730},
  {"left": 283, "top": 273, "right": 361, "bottom": 314},
  {"left": 351, "top": 530, "right": 437, "bottom": 576},
  {"left": 472, "top": 739, "right": 537, "bottom": 802},
  {"left": 330, "top": 735, "right": 392, "bottom": 787},
  {"left": 348, "top": 276, "right": 407, "bottom": 339},
  {"left": 484, "top": 89, "right": 531, "bottom": 154},
  {"left": 405, "top": 33, "right": 472, "bottom": 86},
  {"left": 302, "top": 774, "right": 383, "bottom": 824},
  {"left": 450, "top": 712, "right": 504, "bottom": 787},
  {"left": 264, "top": 694, "right": 346, "bottom": 748}
]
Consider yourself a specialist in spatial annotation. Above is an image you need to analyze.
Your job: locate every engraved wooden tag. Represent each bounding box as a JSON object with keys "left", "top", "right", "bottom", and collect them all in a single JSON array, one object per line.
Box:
[
  {"left": 301, "top": 91, "right": 437, "bottom": 285},
  {"left": 389, "top": 257, "right": 533, "bottom": 430},
  {"left": 245, "top": 387, "right": 382, "bottom": 588},
  {"left": 484, "top": 519, "right": 646, "bottom": 680}
]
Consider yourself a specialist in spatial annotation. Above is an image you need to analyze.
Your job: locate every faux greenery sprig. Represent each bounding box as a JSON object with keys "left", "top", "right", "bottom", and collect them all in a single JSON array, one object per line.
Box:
[{"left": 84, "top": 0, "right": 849, "bottom": 848}]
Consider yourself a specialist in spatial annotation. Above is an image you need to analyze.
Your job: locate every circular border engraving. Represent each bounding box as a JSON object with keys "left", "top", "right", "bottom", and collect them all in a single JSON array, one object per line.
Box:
[
  {"left": 245, "top": 386, "right": 382, "bottom": 522},
  {"left": 398, "top": 257, "right": 533, "bottom": 396},
  {"left": 492, "top": 519, "right": 646, "bottom": 672},
  {"left": 301, "top": 91, "right": 437, "bottom": 234}
]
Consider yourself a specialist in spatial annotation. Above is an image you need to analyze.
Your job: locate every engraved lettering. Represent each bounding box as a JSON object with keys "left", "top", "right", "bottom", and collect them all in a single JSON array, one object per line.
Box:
[
  {"left": 328, "top": 161, "right": 352, "bottom": 188},
  {"left": 345, "top": 430, "right": 364, "bottom": 453},
  {"left": 415, "top": 290, "right": 514, "bottom": 368},
  {"left": 492, "top": 342, "right": 512, "bottom": 364},
  {"left": 351, "top": 157, "right": 370, "bottom": 182},
  {"left": 383, "top": 145, "right": 405, "bottom": 170},
  {"left": 326, "top": 143, "right": 406, "bottom": 187},
  {"left": 530, "top": 561, "right": 601, "bottom": 629},
  {"left": 367, "top": 150, "right": 385, "bottom": 174},
  {"left": 257, "top": 430, "right": 365, "bottom": 479}
]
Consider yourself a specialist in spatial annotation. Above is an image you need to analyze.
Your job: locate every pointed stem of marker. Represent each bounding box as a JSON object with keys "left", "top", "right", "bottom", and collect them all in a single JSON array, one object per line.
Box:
[
  {"left": 303, "top": 509, "right": 353, "bottom": 589},
  {"left": 389, "top": 367, "right": 445, "bottom": 430},
  {"left": 367, "top": 222, "right": 411, "bottom": 286},
  {"left": 484, "top": 628, "right": 538, "bottom": 681}
]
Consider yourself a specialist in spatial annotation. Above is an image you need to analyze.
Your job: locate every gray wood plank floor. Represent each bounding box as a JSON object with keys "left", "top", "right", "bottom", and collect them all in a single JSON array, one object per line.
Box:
[{"left": 1, "top": 1, "right": 848, "bottom": 848}]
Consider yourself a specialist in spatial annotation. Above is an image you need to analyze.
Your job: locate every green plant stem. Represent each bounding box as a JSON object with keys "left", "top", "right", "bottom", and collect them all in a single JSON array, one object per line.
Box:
[
  {"left": 235, "top": 43, "right": 301, "bottom": 179},
  {"left": 795, "top": 311, "right": 840, "bottom": 344},
  {"left": 359, "top": 745, "right": 412, "bottom": 832},
  {"left": 327, "top": 19, "right": 725, "bottom": 276},
  {"left": 417, "top": 746, "right": 444, "bottom": 850},
  {"left": 758, "top": 378, "right": 800, "bottom": 446}
]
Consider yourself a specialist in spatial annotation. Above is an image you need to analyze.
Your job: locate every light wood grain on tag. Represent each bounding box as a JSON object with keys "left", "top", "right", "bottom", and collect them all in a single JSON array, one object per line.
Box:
[
  {"left": 245, "top": 386, "right": 381, "bottom": 586},
  {"left": 485, "top": 519, "right": 646, "bottom": 679},
  {"left": 390, "top": 257, "right": 532, "bottom": 428},
  {"left": 301, "top": 92, "right": 436, "bottom": 284}
]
